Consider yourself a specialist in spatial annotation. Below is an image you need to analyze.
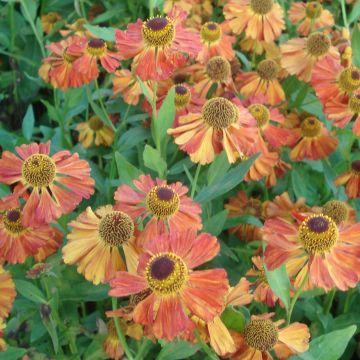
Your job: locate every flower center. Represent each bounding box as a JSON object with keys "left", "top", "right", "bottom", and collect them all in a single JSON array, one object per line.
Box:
[
  {"left": 306, "top": 33, "right": 330, "bottom": 57},
  {"left": 22, "top": 154, "right": 56, "bottom": 188},
  {"left": 200, "top": 22, "right": 222, "bottom": 43},
  {"left": 145, "top": 252, "right": 188, "bottom": 295},
  {"left": 142, "top": 17, "right": 175, "bottom": 47},
  {"left": 257, "top": 268, "right": 268, "bottom": 284},
  {"left": 206, "top": 56, "right": 231, "bottom": 82},
  {"left": 323, "top": 200, "right": 349, "bottom": 225},
  {"left": 298, "top": 214, "right": 338, "bottom": 254},
  {"left": 63, "top": 49, "right": 77, "bottom": 63},
  {"left": 3, "top": 209, "right": 24, "bottom": 234},
  {"left": 174, "top": 84, "right": 191, "bottom": 109},
  {"left": 250, "top": 0, "right": 273, "bottom": 14},
  {"left": 46, "top": 12, "right": 59, "bottom": 23},
  {"left": 202, "top": 97, "right": 239, "bottom": 129},
  {"left": 305, "top": 2, "right": 323, "bottom": 19},
  {"left": 300, "top": 116, "right": 322, "bottom": 137},
  {"left": 98, "top": 211, "right": 134, "bottom": 246},
  {"left": 146, "top": 186, "right": 180, "bottom": 219},
  {"left": 88, "top": 116, "right": 104, "bottom": 130},
  {"left": 351, "top": 159, "right": 360, "bottom": 174},
  {"left": 338, "top": 67, "right": 360, "bottom": 93},
  {"left": 256, "top": 59, "right": 279, "bottom": 81},
  {"left": 248, "top": 104, "right": 270, "bottom": 128},
  {"left": 349, "top": 93, "right": 360, "bottom": 113},
  {"left": 244, "top": 319, "right": 278, "bottom": 351},
  {"left": 87, "top": 39, "right": 107, "bottom": 56}
]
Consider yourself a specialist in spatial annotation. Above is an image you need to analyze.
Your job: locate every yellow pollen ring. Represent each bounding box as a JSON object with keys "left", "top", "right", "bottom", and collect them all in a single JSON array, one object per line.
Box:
[
  {"left": 63, "top": 49, "right": 77, "bottom": 63},
  {"left": 21, "top": 154, "right": 56, "bottom": 188},
  {"left": 3, "top": 209, "right": 25, "bottom": 235},
  {"left": 146, "top": 186, "right": 180, "bottom": 219},
  {"left": 244, "top": 319, "right": 278, "bottom": 351},
  {"left": 300, "top": 116, "right": 322, "bottom": 138},
  {"left": 200, "top": 22, "right": 222, "bottom": 43},
  {"left": 349, "top": 94, "right": 360, "bottom": 113},
  {"left": 86, "top": 39, "right": 107, "bottom": 57},
  {"left": 174, "top": 84, "right": 191, "bottom": 109},
  {"left": 248, "top": 104, "right": 270, "bottom": 128},
  {"left": 338, "top": 66, "right": 360, "bottom": 93},
  {"left": 142, "top": 16, "right": 175, "bottom": 48}
]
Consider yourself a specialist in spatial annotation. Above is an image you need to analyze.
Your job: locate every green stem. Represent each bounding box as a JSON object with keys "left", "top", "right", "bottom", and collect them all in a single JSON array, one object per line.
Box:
[
  {"left": 343, "top": 288, "right": 354, "bottom": 313},
  {"left": 287, "top": 272, "right": 309, "bottom": 325},
  {"left": 194, "top": 329, "right": 220, "bottom": 360},
  {"left": 134, "top": 339, "right": 151, "bottom": 360},
  {"left": 340, "top": 0, "right": 348, "bottom": 28},
  {"left": 80, "top": 0, "right": 87, "bottom": 19},
  {"left": 149, "top": 0, "right": 154, "bottom": 17},
  {"left": 191, "top": 164, "right": 201, "bottom": 198},
  {"left": 94, "top": 80, "right": 116, "bottom": 132},
  {"left": 111, "top": 298, "right": 134, "bottom": 360},
  {"left": 323, "top": 289, "right": 336, "bottom": 315}
]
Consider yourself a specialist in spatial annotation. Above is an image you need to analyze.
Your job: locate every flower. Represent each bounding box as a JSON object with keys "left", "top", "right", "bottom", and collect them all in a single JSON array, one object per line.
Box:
[
  {"left": 280, "top": 32, "right": 338, "bottom": 82},
  {"left": 34, "top": 227, "right": 63, "bottom": 263},
  {"left": 76, "top": 116, "right": 115, "bottom": 148},
  {"left": 62, "top": 205, "right": 140, "bottom": 285},
  {"left": 197, "top": 21, "right": 235, "bottom": 64},
  {"left": 321, "top": 200, "right": 354, "bottom": 226},
  {"left": 224, "top": 0, "right": 285, "bottom": 42},
  {"left": 114, "top": 175, "right": 202, "bottom": 244},
  {"left": 335, "top": 160, "right": 360, "bottom": 199},
  {"left": 244, "top": 151, "right": 280, "bottom": 183},
  {"left": 0, "top": 141, "right": 94, "bottom": 225},
  {"left": 264, "top": 212, "right": 360, "bottom": 290},
  {"left": 0, "top": 319, "right": 6, "bottom": 352},
  {"left": 288, "top": 1, "right": 334, "bottom": 36},
  {"left": 26, "top": 263, "right": 53, "bottom": 279},
  {"left": 41, "top": 12, "right": 61, "bottom": 34},
  {"left": 288, "top": 116, "right": 338, "bottom": 161},
  {"left": 0, "top": 266, "right": 16, "bottom": 320},
  {"left": 236, "top": 59, "right": 285, "bottom": 105},
  {"left": 109, "top": 230, "right": 229, "bottom": 340},
  {"left": 59, "top": 18, "right": 90, "bottom": 37},
  {"left": 115, "top": 7, "right": 201, "bottom": 80},
  {"left": 228, "top": 313, "right": 310, "bottom": 359},
  {"left": 168, "top": 97, "right": 257, "bottom": 164}
]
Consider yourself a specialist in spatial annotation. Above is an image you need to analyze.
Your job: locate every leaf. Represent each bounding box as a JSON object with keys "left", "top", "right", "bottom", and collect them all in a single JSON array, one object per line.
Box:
[
  {"left": 14, "top": 280, "right": 47, "bottom": 304},
  {"left": 137, "top": 77, "right": 153, "bottom": 103},
  {"left": 290, "top": 325, "right": 356, "bottom": 360},
  {"left": 195, "top": 154, "right": 259, "bottom": 204},
  {"left": 221, "top": 306, "right": 246, "bottom": 332},
  {"left": 42, "top": 315, "right": 59, "bottom": 354},
  {"left": 20, "top": 0, "right": 37, "bottom": 21},
  {"left": 349, "top": 1, "right": 360, "bottom": 24},
  {"left": 22, "top": 104, "right": 35, "bottom": 140},
  {"left": 83, "top": 24, "right": 116, "bottom": 41},
  {"left": 143, "top": 145, "right": 167, "bottom": 178},
  {"left": 352, "top": 24, "right": 360, "bottom": 67},
  {"left": 156, "top": 340, "right": 201, "bottom": 360},
  {"left": 203, "top": 209, "right": 229, "bottom": 236},
  {"left": 157, "top": 87, "right": 176, "bottom": 144},
  {"left": 291, "top": 164, "right": 308, "bottom": 199},
  {"left": 224, "top": 215, "right": 263, "bottom": 230},
  {"left": 264, "top": 264, "right": 291, "bottom": 311},
  {"left": 207, "top": 151, "right": 231, "bottom": 185},
  {"left": 114, "top": 152, "right": 142, "bottom": 186},
  {"left": 0, "top": 347, "right": 27, "bottom": 360}
]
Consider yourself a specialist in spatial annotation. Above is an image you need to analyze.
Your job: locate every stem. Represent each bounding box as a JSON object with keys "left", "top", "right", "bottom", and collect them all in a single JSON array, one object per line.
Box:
[
  {"left": 340, "top": 0, "right": 348, "bottom": 28},
  {"left": 149, "top": 0, "right": 154, "bottom": 17},
  {"left": 134, "top": 339, "right": 151, "bottom": 360},
  {"left": 323, "top": 289, "right": 336, "bottom": 315},
  {"left": 343, "top": 288, "right": 354, "bottom": 313},
  {"left": 286, "top": 272, "right": 309, "bottom": 325},
  {"left": 194, "top": 329, "right": 220, "bottom": 360},
  {"left": 151, "top": 81, "right": 160, "bottom": 151},
  {"left": 191, "top": 164, "right": 201, "bottom": 198},
  {"left": 111, "top": 298, "right": 134, "bottom": 360},
  {"left": 80, "top": 0, "right": 87, "bottom": 19},
  {"left": 94, "top": 80, "right": 116, "bottom": 132}
]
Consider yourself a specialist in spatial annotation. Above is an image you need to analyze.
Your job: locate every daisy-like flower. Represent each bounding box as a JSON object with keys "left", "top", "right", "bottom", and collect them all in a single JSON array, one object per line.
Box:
[
  {"left": 244, "top": 151, "right": 280, "bottom": 183},
  {"left": 0, "top": 266, "right": 16, "bottom": 320},
  {"left": 288, "top": 1, "right": 334, "bottom": 36},
  {"left": 288, "top": 116, "right": 338, "bottom": 161},
  {"left": 63, "top": 205, "right": 140, "bottom": 285},
  {"left": 197, "top": 21, "right": 235, "bottom": 64},
  {"left": 0, "top": 141, "right": 94, "bottom": 225},
  {"left": 168, "top": 97, "right": 257, "bottom": 164},
  {"left": 335, "top": 160, "right": 360, "bottom": 199},
  {"left": 114, "top": 175, "right": 202, "bottom": 244},
  {"left": 76, "top": 116, "right": 115, "bottom": 148},
  {"left": 223, "top": 0, "right": 285, "bottom": 42},
  {"left": 280, "top": 32, "right": 338, "bottom": 82},
  {"left": 236, "top": 59, "right": 285, "bottom": 105},
  {"left": 109, "top": 231, "right": 229, "bottom": 340},
  {"left": 41, "top": 12, "right": 61, "bottom": 34},
  {"left": 69, "top": 38, "right": 122, "bottom": 81},
  {"left": 264, "top": 212, "right": 360, "bottom": 291},
  {"left": 34, "top": 227, "right": 63, "bottom": 263},
  {"left": 115, "top": 7, "right": 201, "bottom": 80},
  {"left": 228, "top": 313, "right": 310, "bottom": 359}
]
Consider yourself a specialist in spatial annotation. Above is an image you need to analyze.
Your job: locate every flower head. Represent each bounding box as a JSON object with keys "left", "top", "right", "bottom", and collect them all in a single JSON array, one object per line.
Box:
[
  {"left": 0, "top": 266, "right": 16, "bottom": 320},
  {"left": 41, "top": 12, "right": 61, "bottom": 34},
  {"left": 335, "top": 160, "right": 360, "bottom": 199}
]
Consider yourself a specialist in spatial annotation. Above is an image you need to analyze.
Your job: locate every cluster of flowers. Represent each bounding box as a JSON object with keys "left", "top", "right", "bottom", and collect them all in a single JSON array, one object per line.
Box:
[{"left": 1, "top": 0, "right": 360, "bottom": 358}]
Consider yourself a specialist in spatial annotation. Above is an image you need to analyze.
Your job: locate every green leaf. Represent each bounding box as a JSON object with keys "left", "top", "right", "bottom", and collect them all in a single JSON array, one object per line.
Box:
[
  {"left": 203, "top": 209, "right": 229, "bottom": 236},
  {"left": 290, "top": 325, "right": 356, "bottom": 360},
  {"left": 291, "top": 164, "right": 308, "bottom": 199},
  {"left": 0, "top": 347, "right": 27, "bottom": 360},
  {"left": 42, "top": 315, "right": 59, "bottom": 354},
  {"left": 20, "top": 0, "right": 37, "bottom": 21},
  {"left": 114, "top": 152, "right": 142, "bottom": 186},
  {"left": 264, "top": 264, "right": 291, "bottom": 311},
  {"left": 157, "top": 87, "right": 175, "bottom": 144},
  {"left": 22, "top": 104, "right": 35, "bottom": 140},
  {"left": 143, "top": 145, "right": 167, "bottom": 178},
  {"left": 349, "top": 1, "right": 360, "bottom": 24},
  {"left": 195, "top": 154, "right": 259, "bottom": 204},
  {"left": 207, "top": 151, "right": 231, "bottom": 185},
  {"left": 156, "top": 340, "right": 201, "bottom": 360},
  {"left": 224, "top": 215, "right": 263, "bottom": 230},
  {"left": 352, "top": 24, "right": 360, "bottom": 67},
  {"left": 221, "top": 306, "right": 246, "bottom": 332},
  {"left": 83, "top": 24, "right": 116, "bottom": 41},
  {"left": 137, "top": 76, "right": 153, "bottom": 103},
  {"left": 14, "top": 279, "right": 47, "bottom": 304}
]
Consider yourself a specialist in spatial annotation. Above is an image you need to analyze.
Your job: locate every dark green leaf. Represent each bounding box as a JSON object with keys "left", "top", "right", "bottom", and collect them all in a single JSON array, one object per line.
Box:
[
  {"left": 84, "top": 24, "right": 116, "bottom": 41},
  {"left": 207, "top": 151, "right": 231, "bottom": 185},
  {"left": 22, "top": 104, "right": 35, "bottom": 140},
  {"left": 224, "top": 215, "right": 263, "bottom": 230},
  {"left": 291, "top": 164, "right": 308, "bottom": 199},
  {"left": 114, "top": 152, "right": 142, "bottom": 186},
  {"left": 156, "top": 340, "right": 201, "bottom": 360},
  {"left": 0, "top": 347, "right": 27, "bottom": 360},
  {"left": 14, "top": 279, "right": 47, "bottom": 304},
  {"left": 221, "top": 306, "right": 246, "bottom": 332},
  {"left": 157, "top": 87, "right": 175, "bottom": 144},
  {"left": 352, "top": 24, "right": 360, "bottom": 67},
  {"left": 143, "top": 145, "right": 167, "bottom": 178},
  {"left": 203, "top": 209, "right": 229, "bottom": 236}
]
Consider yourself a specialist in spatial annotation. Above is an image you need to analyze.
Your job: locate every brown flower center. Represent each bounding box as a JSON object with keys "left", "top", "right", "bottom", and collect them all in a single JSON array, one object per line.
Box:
[
  {"left": 174, "top": 84, "right": 191, "bottom": 109},
  {"left": 338, "top": 67, "right": 360, "bottom": 93},
  {"left": 88, "top": 116, "right": 104, "bottom": 131},
  {"left": 206, "top": 56, "right": 231, "bottom": 82},
  {"left": 202, "top": 97, "right": 239, "bottom": 129},
  {"left": 3, "top": 209, "right": 24, "bottom": 234},
  {"left": 306, "top": 33, "right": 330, "bottom": 57},
  {"left": 87, "top": 39, "right": 107, "bottom": 56},
  {"left": 200, "top": 22, "right": 222, "bottom": 43},
  {"left": 257, "top": 59, "right": 279, "bottom": 81},
  {"left": 351, "top": 159, "right": 360, "bottom": 174},
  {"left": 142, "top": 17, "right": 175, "bottom": 47},
  {"left": 244, "top": 319, "right": 278, "bottom": 351},
  {"left": 250, "top": 0, "right": 274, "bottom": 15},
  {"left": 146, "top": 186, "right": 180, "bottom": 218},
  {"left": 323, "top": 200, "right": 349, "bottom": 225},
  {"left": 22, "top": 154, "right": 56, "bottom": 188},
  {"left": 300, "top": 116, "right": 322, "bottom": 137},
  {"left": 349, "top": 93, "right": 360, "bottom": 113},
  {"left": 248, "top": 104, "right": 270, "bottom": 128},
  {"left": 305, "top": 2, "right": 323, "bottom": 19}
]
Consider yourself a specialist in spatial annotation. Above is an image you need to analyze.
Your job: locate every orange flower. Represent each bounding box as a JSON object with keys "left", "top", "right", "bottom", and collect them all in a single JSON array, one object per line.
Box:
[
  {"left": 244, "top": 151, "right": 280, "bottom": 183},
  {"left": 223, "top": 0, "right": 285, "bottom": 42},
  {"left": 34, "top": 228, "right": 63, "bottom": 263},
  {"left": 164, "top": 0, "right": 193, "bottom": 13},
  {"left": 0, "top": 266, "right": 16, "bottom": 320},
  {"left": 236, "top": 59, "right": 285, "bottom": 105},
  {"left": 109, "top": 231, "right": 229, "bottom": 340},
  {"left": 288, "top": 116, "right": 338, "bottom": 161},
  {"left": 76, "top": 116, "right": 115, "bottom": 148},
  {"left": 321, "top": 199, "right": 356, "bottom": 226},
  {"left": 60, "top": 18, "right": 90, "bottom": 38},
  {"left": 115, "top": 7, "right": 201, "bottom": 80},
  {"left": 264, "top": 212, "right": 360, "bottom": 291},
  {"left": 288, "top": 1, "right": 334, "bottom": 36},
  {"left": 228, "top": 313, "right": 309, "bottom": 359},
  {"left": 41, "top": 12, "right": 62, "bottom": 34},
  {"left": 335, "top": 160, "right": 360, "bottom": 199},
  {"left": 168, "top": 97, "right": 257, "bottom": 164},
  {"left": 280, "top": 32, "right": 338, "bottom": 82},
  {"left": 0, "top": 141, "right": 95, "bottom": 226},
  {"left": 114, "top": 175, "right": 202, "bottom": 244},
  {"left": 62, "top": 205, "right": 140, "bottom": 285},
  {"left": 265, "top": 157, "right": 292, "bottom": 189},
  {"left": 197, "top": 21, "right": 235, "bottom": 64}
]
